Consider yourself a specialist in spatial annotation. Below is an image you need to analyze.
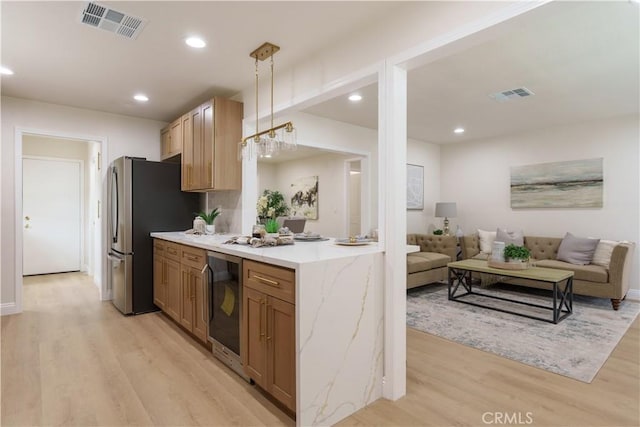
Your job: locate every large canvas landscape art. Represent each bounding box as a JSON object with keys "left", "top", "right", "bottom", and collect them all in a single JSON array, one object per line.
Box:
[{"left": 510, "top": 158, "right": 603, "bottom": 208}]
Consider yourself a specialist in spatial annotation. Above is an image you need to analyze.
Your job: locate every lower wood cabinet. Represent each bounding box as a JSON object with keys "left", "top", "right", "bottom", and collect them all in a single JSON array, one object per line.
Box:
[
  {"left": 153, "top": 239, "right": 208, "bottom": 344},
  {"left": 242, "top": 260, "right": 296, "bottom": 412}
]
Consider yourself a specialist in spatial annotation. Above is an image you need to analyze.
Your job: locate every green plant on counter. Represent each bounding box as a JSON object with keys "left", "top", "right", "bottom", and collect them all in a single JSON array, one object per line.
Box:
[
  {"left": 503, "top": 244, "right": 530, "bottom": 261},
  {"left": 265, "top": 218, "right": 279, "bottom": 233},
  {"left": 433, "top": 229, "right": 444, "bottom": 235},
  {"left": 194, "top": 208, "right": 220, "bottom": 225}
]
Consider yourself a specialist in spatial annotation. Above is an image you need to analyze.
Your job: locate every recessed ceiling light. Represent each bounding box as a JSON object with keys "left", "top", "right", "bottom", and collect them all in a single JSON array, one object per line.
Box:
[
  {"left": 133, "top": 94, "right": 149, "bottom": 102},
  {"left": 454, "top": 127, "right": 465, "bottom": 134},
  {"left": 1, "top": 66, "right": 14, "bottom": 75},
  {"left": 348, "top": 94, "right": 362, "bottom": 102},
  {"left": 185, "top": 37, "right": 206, "bottom": 48}
]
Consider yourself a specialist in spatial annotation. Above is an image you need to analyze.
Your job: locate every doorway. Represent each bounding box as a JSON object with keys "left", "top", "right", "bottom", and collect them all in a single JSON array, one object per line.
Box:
[
  {"left": 13, "top": 129, "right": 106, "bottom": 314},
  {"left": 347, "top": 160, "right": 362, "bottom": 236}
]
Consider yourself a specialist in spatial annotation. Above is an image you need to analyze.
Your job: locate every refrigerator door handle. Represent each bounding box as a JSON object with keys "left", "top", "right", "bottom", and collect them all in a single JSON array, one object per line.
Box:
[{"left": 111, "top": 167, "right": 119, "bottom": 244}]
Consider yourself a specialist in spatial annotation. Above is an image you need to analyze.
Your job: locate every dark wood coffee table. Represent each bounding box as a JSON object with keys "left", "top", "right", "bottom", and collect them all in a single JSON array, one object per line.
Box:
[{"left": 447, "top": 259, "right": 574, "bottom": 324}]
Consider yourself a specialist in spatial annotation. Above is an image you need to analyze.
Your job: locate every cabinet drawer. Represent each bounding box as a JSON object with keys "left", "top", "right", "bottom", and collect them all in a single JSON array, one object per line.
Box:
[
  {"left": 244, "top": 260, "right": 295, "bottom": 304},
  {"left": 180, "top": 245, "right": 206, "bottom": 268},
  {"left": 164, "top": 242, "right": 181, "bottom": 261},
  {"left": 154, "top": 239, "right": 180, "bottom": 261},
  {"left": 153, "top": 239, "right": 166, "bottom": 256}
]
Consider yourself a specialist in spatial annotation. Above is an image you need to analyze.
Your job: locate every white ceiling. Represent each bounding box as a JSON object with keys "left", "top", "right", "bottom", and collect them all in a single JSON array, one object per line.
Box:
[
  {"left": 303, "top": 1, "right": 640, "bottom": 144},
  {"left": 0, "top": 1, "right": 401, "bottom": 122},
  {"left": 2, "top": 1, "right": 638, "bottom": 146}
]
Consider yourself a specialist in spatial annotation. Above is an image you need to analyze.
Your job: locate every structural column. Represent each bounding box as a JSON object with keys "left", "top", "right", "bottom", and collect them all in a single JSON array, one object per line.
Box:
[{"left": 378, "top": 60, "right": 407, "bottom": 400}]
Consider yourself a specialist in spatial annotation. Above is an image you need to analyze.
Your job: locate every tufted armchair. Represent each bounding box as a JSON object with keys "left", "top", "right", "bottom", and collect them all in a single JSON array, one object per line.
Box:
[{"left": 406, "top": 234, "right": 458, "bottom": 289}]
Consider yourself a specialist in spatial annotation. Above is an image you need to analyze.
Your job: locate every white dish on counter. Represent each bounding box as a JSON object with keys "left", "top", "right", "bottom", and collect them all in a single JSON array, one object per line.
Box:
[
  {"left": 294, "top": 234, "right": 325, "bottom": 241},
  {"left": 335, "top": 238, "right": 372, "bottom": 246}
]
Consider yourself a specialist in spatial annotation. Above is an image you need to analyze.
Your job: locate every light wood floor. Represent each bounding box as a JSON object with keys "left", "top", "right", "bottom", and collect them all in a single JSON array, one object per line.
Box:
[{"left": 2, "top": 273, "right": 638, "bottom": 426}]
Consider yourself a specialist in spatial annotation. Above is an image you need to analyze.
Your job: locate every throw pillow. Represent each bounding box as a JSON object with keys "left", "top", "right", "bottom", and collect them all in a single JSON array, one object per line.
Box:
[
  {"left": 477, "top": 229, "right": 497, "bottom": 254},
  {"left": 496, "top": 228, "right": 524, "bottom": 246},
  {"left": 556, "top": 232, "right": 600, "bottom": 265},
  {"left": 591, "top": 239, "right": 618, "bottom": 268}
]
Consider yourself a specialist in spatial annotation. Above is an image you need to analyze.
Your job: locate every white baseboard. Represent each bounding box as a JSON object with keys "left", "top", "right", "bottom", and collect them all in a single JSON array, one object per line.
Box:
[
  {"left": 1, "top": 302, "right": 20, "bottom": 316},
  {"left": 626, "top": 289, "right": 640, "bottom": 301}
]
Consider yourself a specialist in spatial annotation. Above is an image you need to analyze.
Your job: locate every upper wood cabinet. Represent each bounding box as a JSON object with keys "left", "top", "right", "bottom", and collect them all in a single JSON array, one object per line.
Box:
[
  {"left": 161, "top": 118, "right": 182, "bottom": 161},
  {"left": 182, "top": 97, "right": 243, "bottom": 192}
]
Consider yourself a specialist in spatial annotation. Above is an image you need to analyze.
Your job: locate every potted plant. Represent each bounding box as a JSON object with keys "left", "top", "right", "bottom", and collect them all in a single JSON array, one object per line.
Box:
[
  {"left": 256, "top": 190, "right": 289, "bottom": 223},
  {"left": 264, "top": 218, "right": 280, "bottom": 238},
  {"left": 433, "top": 229, "right": 444, "bottom": 235},
  {"left": 503, "top": 244, "right": 530, "bottom": 264},
  {"left": 195, "top": 208, "right": 220, "bottom": 235}
]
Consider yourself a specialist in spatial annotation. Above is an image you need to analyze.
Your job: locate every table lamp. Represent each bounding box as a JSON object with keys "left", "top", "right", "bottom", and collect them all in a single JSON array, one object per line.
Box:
[{"left": 435, "top": 202, "right": 457, "bottom": 236}]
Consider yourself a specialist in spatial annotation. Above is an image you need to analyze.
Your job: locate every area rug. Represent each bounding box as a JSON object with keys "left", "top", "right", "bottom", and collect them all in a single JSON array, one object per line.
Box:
[{"left": 406, "top": 284, "right": 640, "bottom": 383}]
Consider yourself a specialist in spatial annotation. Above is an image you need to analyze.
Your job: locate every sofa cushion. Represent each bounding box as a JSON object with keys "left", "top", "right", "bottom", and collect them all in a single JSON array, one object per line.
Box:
[
  {"left": 535, "top": 259, "right": 609, "bottom": 283},
  {"left": 557, "top": 232, "right": 600, "bottom": 265},
  {"left": 591, "top": 239, "right": 618, "bottom": 268},
  {"left": 407, "top": 252, "right": 451, "bottom": 274},
  {"left": 525, "top": 236, "right": 562, "bottom": 261},
  {"left": 496, "top": 228, "right": 524, "bottom": 246},
  {"left": 478, "top": 229, "right": 497, "bottom": 253}
]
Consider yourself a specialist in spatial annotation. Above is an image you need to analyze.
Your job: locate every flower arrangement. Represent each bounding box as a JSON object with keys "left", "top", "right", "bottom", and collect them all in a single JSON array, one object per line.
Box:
[{"left": 256, "top": 189, "right": 289, "bottom": 221}]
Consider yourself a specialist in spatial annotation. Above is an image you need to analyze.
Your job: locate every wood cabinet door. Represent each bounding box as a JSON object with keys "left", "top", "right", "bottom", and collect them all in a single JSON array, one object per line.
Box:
[
  {"left": 180, "top": 113, "right": 192, "bottom": 190},
  {"left": 153, "top": 255, "right": 166, "bottom": 310},
  {"left": 182, "top": 107, "right": 201, "bottom": 191},
  {"left": 201, "top": 100, "right": 214, "bottom": 189},
  {"left": 243, "top": 287, "right": 267, "bottom": 388},
  {"left": 191, "top": 105, "right": 205, "bottom": 190},
  {"left": 267, "top": 296, "right": 296, "bottom": 411},
  {"left": 160, "top": 127, "right": 171, "bottom": 160},
  {"left": 213, "top": 97, "right": 243, "bottom": 190},
  {"left": 192, "top": 265, "right": 208, "bottom": 343},
  {"left": 180, "top": 265, "right": 194, "bottom": 330},
  {"left": 169, "top": 118, "right": 182, "bottom": 155},
  {"left": 165, "top": 258, "right": 182, "bottom": 321}
]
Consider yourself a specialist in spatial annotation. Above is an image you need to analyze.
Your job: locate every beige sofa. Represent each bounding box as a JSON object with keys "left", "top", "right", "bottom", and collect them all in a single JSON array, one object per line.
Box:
[
  {"left": 407, "top": 234, "right": 457, "bottom": 289},
  {"left": 460, "top": 234, "right": 635, "bottom": 310}
]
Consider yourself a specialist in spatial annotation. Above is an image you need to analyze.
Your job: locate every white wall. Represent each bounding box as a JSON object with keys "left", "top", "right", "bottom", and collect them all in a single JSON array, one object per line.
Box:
[
  {"left": 258, "top": 152, "right": 360, "bottom": 237},
  {"left": 406, "top": 138, "right": 441, "bottom": 234},
  {"left": 1, "top": 96, "right": 167, "bottom": 308},
  {"left": 440, "top": 114, "right": 640, "bottom": 290},
  {"left": 22, "top": 135, "right": 92, "bottom": 272}
]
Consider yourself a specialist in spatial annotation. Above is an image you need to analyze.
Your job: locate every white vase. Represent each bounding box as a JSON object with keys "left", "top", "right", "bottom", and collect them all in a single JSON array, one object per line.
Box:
[{"left": 205, "top": 224, "right": 215, "bottom": 235}]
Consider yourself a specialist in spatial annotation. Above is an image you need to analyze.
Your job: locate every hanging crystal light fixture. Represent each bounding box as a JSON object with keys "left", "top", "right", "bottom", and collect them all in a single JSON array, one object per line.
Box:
[{"left": 239, "top": 42, "right": 296, "bottom": 160}]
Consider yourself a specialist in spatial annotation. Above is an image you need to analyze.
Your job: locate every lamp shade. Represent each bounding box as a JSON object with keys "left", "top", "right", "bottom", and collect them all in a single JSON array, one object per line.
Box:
[{"left": 435, "top": 202, "right": 457, "bottom": 218}]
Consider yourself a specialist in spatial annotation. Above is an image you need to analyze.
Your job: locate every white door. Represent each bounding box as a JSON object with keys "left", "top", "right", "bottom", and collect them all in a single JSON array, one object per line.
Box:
[{"left": 23, "top": 157, "right": 82, "bottom": 275}]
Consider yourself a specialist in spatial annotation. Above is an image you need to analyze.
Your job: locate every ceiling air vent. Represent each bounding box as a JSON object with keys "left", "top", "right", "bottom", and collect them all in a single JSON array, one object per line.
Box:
[
  {"left": 79, "top": 2, "right": 147, "bottom": 40},
  {"left": 489, "top": 87, "right": 535, "bottom": 103}
]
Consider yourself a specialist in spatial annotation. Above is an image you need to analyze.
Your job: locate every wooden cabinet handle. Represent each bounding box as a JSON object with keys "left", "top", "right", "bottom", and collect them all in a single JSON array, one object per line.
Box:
[
  {"left": 260, "top": 299, "right": 266, "bottom": 341},
  {"left": 185, "top": 255, "right": 198, "bottom": 261},
  {"left": 167, "top": 248, "right": 177, "bottom": 255},
  {"left": 253, "top": 275, "right": 280, "bottom": 288},
  {"left": 201, "top": 266, "right": 207, "bottom": 324},
  {"left": 208, "top": 161, "right": 212, "bottom": 186},
  {"left": 266, "top": 303, "right": 272, "bottom": 342}
]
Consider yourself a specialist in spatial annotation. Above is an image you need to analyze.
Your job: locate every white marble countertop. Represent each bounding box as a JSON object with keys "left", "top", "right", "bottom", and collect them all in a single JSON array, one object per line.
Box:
[{"left": 150, "top": 231, "right": 384, "bottom": 269}]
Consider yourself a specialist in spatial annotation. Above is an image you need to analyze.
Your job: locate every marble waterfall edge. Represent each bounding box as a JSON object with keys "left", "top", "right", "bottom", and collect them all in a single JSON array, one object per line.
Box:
[{"left": 297, "top": 253, "right": 384, "bottom": 426}]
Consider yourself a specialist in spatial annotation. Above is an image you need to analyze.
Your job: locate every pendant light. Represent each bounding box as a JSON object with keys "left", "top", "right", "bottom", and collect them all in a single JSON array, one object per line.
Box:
[{"left": 239, "top": 42, "right": 296, "bottom": 160}]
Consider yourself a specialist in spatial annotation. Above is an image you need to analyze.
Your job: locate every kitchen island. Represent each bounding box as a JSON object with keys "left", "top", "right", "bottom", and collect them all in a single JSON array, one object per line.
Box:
[{"left": 151, "top": 232, "right": 384, "bottom": 426}]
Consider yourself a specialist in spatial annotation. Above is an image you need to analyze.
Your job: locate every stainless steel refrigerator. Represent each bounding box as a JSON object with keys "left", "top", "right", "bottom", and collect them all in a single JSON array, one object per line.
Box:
[{"left": 107, "top": 156, "right": 199, "bottom": 314}]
